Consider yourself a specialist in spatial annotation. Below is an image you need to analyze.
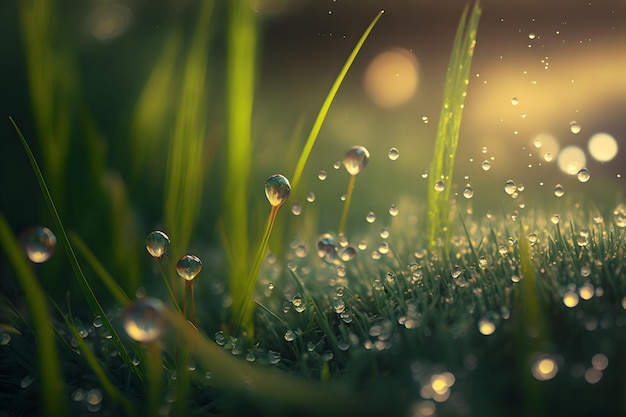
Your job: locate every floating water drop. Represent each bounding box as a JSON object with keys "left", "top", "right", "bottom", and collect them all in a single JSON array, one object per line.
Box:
[
  {"left": 366, "top": 211, "right": 377, "bottom": 223},
  {"left": 146, "top": 230, "right": 169, "bottom": 259},
  {"left": 264, "top": 174, "right": 291, "bottom": 207},
  {"left": 528, "top": 33, "right": 536, "bottom": 40},
  {"left": 317, "top": 233, "right": 338, "bottom": 263},
  {"left": 343, "top": 146, "right": 370, "bottom": 175},
  {"left": 388, "top": 147, "right": 400, "bottom": 161},
  {"left": 511, "top": 97, "right": 519, "bottom": 105},
  {"left": 306, "top": 192, "right": 316, "bottom": 203},
  {"left": 421, "top": 170, "right": 429, "bottom": 179},
  {"left": 389, "top": 204, "right": 399, "bottom": 216},
  {"left": 577, "top": 168, "right": 590, "bottom": 183},
  {"left": 553, "top": 184, "right": 565, "bottom": 197},
  {"left": 570, "top": 121, "right": 582, "bottom": 134},
  {"left": 290, "top": 202, "right": 302, "bottom": 216},
  {"left": 434, "top": 180, "right": 445, "bottom": 192},
  {"left": 317, "top": 170, "right": 327, "bottom": 181},
  {"left": 20, "top": 226, "right": 56, "bottom": 263},
  {"left": 481, "top": 160, "right": 491, "bottom": 171},
  {"left": 534, "top": 138, "right": 543, "bottom": 148},
  {"left": 340, "top": 246, "right": 357, "bottom": 262},
  {"left": 463, "top": 186, "right": 474, "bottom": 199},
  {"left": 122, "top": 297, "right": 166, "bottom": 343},
  {"left": 550, "top": 214, "right": 560, "bottom": 225},
  {"left": 176, "top": 255, "right": 202, "bottom": 281},
  {"left": 504, "top": 180, "right": 517, "bottom": 195}
]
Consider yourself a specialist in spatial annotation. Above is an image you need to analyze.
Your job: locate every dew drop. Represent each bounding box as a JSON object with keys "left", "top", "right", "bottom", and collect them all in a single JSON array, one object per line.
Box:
[
  {"left": 389, "top": 204, "right": 399, "bottom": 216},
  {"left": 317, "top": 233, "right": 338, "bottom": 263},
  {"left": 478, "top": 256, "right": 488, "bottom": 270},
  {"left": 366, "top": 211, "right": 377, "bottom": 223},
  {"left": 613, "top": 204, "right": 626, "bottom": 227},
  {"left": 533, "top": 138, "right": 543, "bottom": 148},
  {"left": 379, "top": 228, "right": 390, "bottom": 239},
  {"left": 20, "top": 226, "right": 56, "bottom": 263},
  {"left": 146, "top": 230, "right": 169, "bottom": 259},
  {"left": 553, "top": 184, "right": 565, "bottom": 197},
  {"left": 544, "top": 152, "right": 553, "bottom": 162},
  {"left": 20, "top": 374, "right": 36, "bottom": 389},
  {"left": 570, "top": 121, "right": 582, "bottom": 134},
  {"left": 550, "top": 214, "right": 560, "bottom": 224},
  {"left": 340, "top": 246, "right": 357, "bottom": 262},
  {"left": 92, "top": 315, "right": 103, "bottom": 328},
  {"left": 333, "top": 161, "right": 341, "bottom": 170},
  {"left": 0, "top": 332, "right": 11, "bottom": 346},
  {"left": 176, "top": 255, "right": 202, "bottom": 281},
  {"left": 511, "top": 97, "right": 519, "bottom": 105},
  {"left": 481, "top": 160, "right": 491, "bottom": 171},
  {"left": 388, "top": 147, "right": 400, "bottom": 161},
  {"left": 317, "top": 170, "right": 327, "bottom": 181},
  {"left": 463, "top": 186, "right": 474, "bottom": 199},
  {"left": 306, "top": 192, "right": 316, "bottom": 203},
  {"left": 264, "top": 174, "right": 291, "bottom": 207},
  {"left": 528, "top": 33, "right": 536, "bottom": 40},
  {"left": 504, "top": 180, "right": 517, "bottom": 195},
  {"left": 343, "top": 146, "right": 370, "bottom": 175},
  {"left": 284, "top": 330, "right": 296, "bottom": 342},
  {"left": 421, "top": 170, "right": 429, "bottom": 179},
  {"left": 122, "top": 297, "right": 166, "bottom": 343},
  {"left": 290, "top": 202, "right": 302, "bottom": 216},
  {"left": 577, "top": 168, "right": 590, "bottom": 183},
  {"left": 434, "top": 180, "right": 445, "bottom": 192}
]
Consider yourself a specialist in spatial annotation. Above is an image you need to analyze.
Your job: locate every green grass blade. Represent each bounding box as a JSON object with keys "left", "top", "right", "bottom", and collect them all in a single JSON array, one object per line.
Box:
[
  {"left": 427, "top": 2, "right": 481, "bottom": 249},
  {"left": 9, "top": 117, "right": 142, "bottom": 380},
  {"left": 0, "top": 213, "right": 67, "bottom": 417},
  {"left": 163, "top": 1, "right": 213, "bottom": 259},
  {"left": 291, "top": 10, "right": 384, "bottom": 191}
]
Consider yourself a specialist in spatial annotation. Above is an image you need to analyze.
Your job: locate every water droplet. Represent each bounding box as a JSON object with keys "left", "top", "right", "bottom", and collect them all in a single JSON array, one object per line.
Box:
[
  {"left": 434, "top": 180, "right": 445, "bottom": 192},
  {"left": 343, "top": 146, "right": 370, "bottom": 175},
  {"left": 366, "top": 211, "right": 377, "bottom": 223},
  {"left": 478, "top": 318, "right": 496, "bottom": 335},
  {"left": 333, "top": 161, "right": 341, "bottom": 170},
  {"left": 388, "top": 147, "right": 400, "bottom": 160},
  {"left": 534, "top": 138, "right": 543, "bottom": 148},
  {"left": 463, "top": 186, "right": 474, "bottom": 199},
  {"left": 0, "top": 332, "right": 11, "bottom": 346},
  {"left": 20, "top": 374, "right": 36, "bottom": 389},
  {"left": 145, "top": 230, "right": 170, "bottom": 259},
  {"left": 528, "top": 33, "right": 536, "bottom": 40},
  {"left": 284, "top": 330, "right": 296, "bottom": 342},
  {"left": 268, "top": 350, "right": 281, "bottom": 364},
  {"left": 265, "top": 174, "right": 291, "bottom": 207},
  {"left": 421, "top": 170, "right": 429, "bottom": 179},
  {"left": 544, "top": 152, "right": 553, "bottom": 162},
  {"left": 553, "top": 184, "right": 565, "bottom": 197},
  {"left": 389, "top": 204, "right": 399, "bottom": 216},
  {"left": 122, "top": 297, "right": 166, "bottom": 343},
  {"left": 93, "top": 315, "right": 103, "bottom": 328},
  {"left": 340, "top": 246, "right": 357, "bottom": 261},
  {"left": 550, "top": 214, "right": 560, "bottom": 224},
  {"left": 317, "top": 170, "right": 327, "bottom": 181},
  {"left": 378, "top": 242, "right": 390, "bottom": 254},
  {"left": 532, "top": 356, "right": 558, "bottom": 380},
  {"left": 379, "top": 228, "right": 390, "bottom": 239},
  {"left": 613, "top": 204, "right": 626, "bottom": 227},
  {"left": 20, "top": 226, "right": 56, "bottom": 263},
  {"left": 306, "top": 192, "right": 316, "bottom": 203},
  {"left": 570, "top": 121, "right": 581, "bottom": 134},
  {"left": 478, "top": 256, "right": 488, "bottom": 270},
  {"left": 290, "top": 202, "right": 302, "bottom": 216},
  {"left": 577, "top": 168, "right": 590, "bottom": 183},
  {"left": 511, "top": 97, "right": 519, "bottom": 105},
  {"left": 504, "top": 180, "right": 517, "bottom": 195},
  {"left": 451, "top": 266, "right": 463, "bottom": 279},
  {"left": 481, "top": 160, "right": 491, "bottom": 171},
  {"left": 317, "top": 233, "right": 338, "bottom": 263},
  {"left": 176, "top": 255, "right": 202, "bottom": 281},
  {"left": 498, "top": 245, "right": 509, "bottom": 256}
]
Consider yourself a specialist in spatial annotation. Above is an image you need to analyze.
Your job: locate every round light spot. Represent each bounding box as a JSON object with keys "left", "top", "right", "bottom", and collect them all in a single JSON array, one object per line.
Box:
[
  {"left": 531, "top": 133, "right": 560, "bottom": 162},
  {"left": 588, "top": 132, "right": 618, "bottom": 162},
  {"left": 557, "top": 146, "right": 586, "bottom": 175},
  {"left": 364, "top": 48, "right": 419, "bottom": 108}
]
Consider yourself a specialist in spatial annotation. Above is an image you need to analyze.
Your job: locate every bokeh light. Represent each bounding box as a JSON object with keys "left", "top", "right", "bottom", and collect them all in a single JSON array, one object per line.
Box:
[
  {"left": 364, "top": 48, "right": 419, "bottom": 108},
  {"left": 532, "top": 356, "right": 558, "bottom": 381},
  {"left": 531, "top": 133, "right": 560, "bottom": 162},
  {"left": 557, "top": 146, "right": 586, "bottom": 175},
  {"left": 588, "top": 132, "right": 618, "bottom": 162},
  {"left": 87, "top": 3, "right": 132, "bottom": 41}
]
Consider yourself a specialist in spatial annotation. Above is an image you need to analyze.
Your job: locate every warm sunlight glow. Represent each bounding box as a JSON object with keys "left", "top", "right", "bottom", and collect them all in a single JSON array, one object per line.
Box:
[
  {"left": 588, "top": 132, "right": 618, "bottom": 162},
  {"left": 558, "top": 146, "right": 586, "bottom": 175},
  {"left": 364, "top": 48, "right": 419, "bottom": 108}
]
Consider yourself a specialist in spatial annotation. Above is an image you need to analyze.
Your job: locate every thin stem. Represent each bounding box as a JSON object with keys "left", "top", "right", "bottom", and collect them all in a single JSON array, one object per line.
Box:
[
  {"left": 146, "top": 340, "right": 162, "bottom": 417},
  {"left": 338, "top": 174, "right": 357, "bottom": 236},
  {"left": 190, "top": 281, "right": 197, "bottom": 326},
  {"left": 183, "top": 281, "right": 189, "bottom": 322}
]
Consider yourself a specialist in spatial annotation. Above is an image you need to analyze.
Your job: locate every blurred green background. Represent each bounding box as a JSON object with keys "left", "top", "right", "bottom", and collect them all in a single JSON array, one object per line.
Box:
[{"left": 2, "top": 0, "right": 626, "bottom": 310}]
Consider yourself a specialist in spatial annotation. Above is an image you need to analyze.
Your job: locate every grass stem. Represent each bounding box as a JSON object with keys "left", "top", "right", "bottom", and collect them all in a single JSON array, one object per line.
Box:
[{"left": 338, "top": 175, "right": 357, "bottom": 236}]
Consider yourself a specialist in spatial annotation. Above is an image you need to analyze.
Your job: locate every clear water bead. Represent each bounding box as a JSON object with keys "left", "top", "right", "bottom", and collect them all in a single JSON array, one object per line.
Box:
[
  {"left": 511, "top": 97, "right": 519, "bottom": 105},
  {"left": 176, "top": 255, "right": 202, "bottom": 281},
  {"left": 481, "top": 160, "right": 491, "bottom": 171},
  {"left": 463, "top": 186, "right": 474, "bottom": 199},
  {"left": 317, "top": 233, "right": 338, "bottom": 263},
  {"left": 146, "top": 230, "right": 170, "bottom": 259},
  {"left": 577, "top": 168, "right": 590, "bottom": 183},
  {"left": 264, "top": 174, "right": 291, "bottom": 207},
  {"left": 434, "top": 181, "right": 445, "bottom": 192},
  {"left": 20, "top": 226, "right": 56, "bottom": 263},
  {"left": 122, "top": 297, "right": 166, "bottom": 343},
  {"left": 317, "top": 170, "right": 327, "bottom": 181},
  {"left": 504, "top": 180, "right": 517, "bottom": 195},
  {"left": 388, "top": 147, "right": 400, "bottom": 161},
  {"left": 570, "top": 121, "right": 581, "bottom": 134},
  {"left": 366, "top": 211, "right": 377, "bottom": 223},
  {"left": 554, "top": 184, "right": 565, "bottom": 197},
  {"left": 389, "top": 204, "right": 399, "bottom": 216},
  {"left": 343, "top": 146, "right": 370, "bottom": 175}
]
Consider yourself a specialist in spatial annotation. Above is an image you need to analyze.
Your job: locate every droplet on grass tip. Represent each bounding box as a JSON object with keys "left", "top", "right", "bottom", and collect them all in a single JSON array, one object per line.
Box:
[
  {"left": 122, "top": 297, "right": 166, "bottom": 343},
  {"left": 176, "top": 255, "right": 202, "bottom": 281},
  {"left": 343, "top": 146, "right": 370, "bottom": 175},
  {"left": 19, "top": 226, "right": 56, "bottom": 263},
  {"left": 388, "top": 147, "right": 400, "bottom": 160},
  {"left": 264, "top": 174, "right": 291, "bottom": 207},
  {"left": 577, "top": 168, "right": 590, "bottom": 182},
  {"left": 146, "top": 230, "right": 170, "bottom": 259},
  {"left": 551, "top": 214, "right": 560, "bottom": 224}
]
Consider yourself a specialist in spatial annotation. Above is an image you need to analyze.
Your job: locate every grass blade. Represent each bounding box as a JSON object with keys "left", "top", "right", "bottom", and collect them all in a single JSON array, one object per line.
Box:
[
  {"left": 291, "top": 10, "right": 384, "bottom": 191},
  {"left": 0, "top": 213, "right": 67, "bottom": 417},
  {"left": 9, "top": 116, "right": 142, "bottom": 380},
  {"left": 427, "top": 2, "right": 481, "bottom": 249}
]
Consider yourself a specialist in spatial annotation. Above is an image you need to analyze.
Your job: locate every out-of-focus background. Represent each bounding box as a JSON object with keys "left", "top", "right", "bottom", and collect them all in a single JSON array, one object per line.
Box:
[{"left": 1, "top": 0, "right": 625, "bottom": 302}]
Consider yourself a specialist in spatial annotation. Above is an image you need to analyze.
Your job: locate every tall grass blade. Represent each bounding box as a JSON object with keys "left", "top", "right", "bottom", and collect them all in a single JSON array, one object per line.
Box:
[
  {"left": 9, "top": 117, "right": 142, "bottom": 380},
  {"left": 163, "top": 1, "right": 213, "bottom": 260},
  {"left": 427, "top": 2, "right": 481, "bottom": 249},
  {"left": 0, "top": 213, "right": 67, "bottom": 417},
  {"left": 291, "top": 10, "right": 384, "bottom": 191}
]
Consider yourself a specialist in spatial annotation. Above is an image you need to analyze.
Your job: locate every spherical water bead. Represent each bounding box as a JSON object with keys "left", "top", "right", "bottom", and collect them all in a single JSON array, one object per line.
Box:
[
  {"left": 553, "top": 184, "right": 565, "bottom": 197},
  {"left": 532, "top": 356, "right": 558, "bottom": 381},
  {"left": 290, "top": 202, "right": 302, "bottom": 216},
  {"left": 478, "top": 256, "right": 488, "bottom": 270},
  {"left": 511, "top": 97, "right": 519, "bottom": 105},
  {"left": 463, "top": 186, "right": 474, "bottom": 199},
  {"left": 264, "top": 174, "right": 291, "bottom": 207},
  {"left": 481, "top": 160, "right": 491, "bottom": 171},
  {"left": 340, "top": 246, "right": 356, "bottom": 262},
  {"left": 389, "top": 204, "right": 399, "bottom": 216},
  {"left": 343, "top": 145, "right": 370, "bottom": 175},
  {"left": 317, "top": 170, "right": 327, "bottom": 181},
  {"left": 570, "top": 121, "right": 582, "bottom": 134},
  {"left": 434, "top": 180, "right": 445, "bottom": 192},
  {"left": 366, "top": 211, "right": 376, "bottom": 223},
  {"left": 613, "top": 205, "right": 626, "bottom": 228},
  {"left": 551, "top": 214, "right": 560, "bottom": 224},
  {"left": 534, "top": 138, "right": 543, "bottom": 148},
  {"left": 379, "top": 228, "right": 390, "bottom": 239},
  {"left": 388, "top": 147, "right": 400, "bottom": 161},
  {"left": 504, "top": 180, "right": 517, "bottom": 195},
  {"left": 577, "top": 168, "right": 590, "bottom": 183},
  {"left": 317, "top": 233, "right": 337, "bottom": 263},
  {"left": 306, "top": 192, "right": 316, "bottom": 203},
  {"left": 176, "top": 255, "right": 202, "bottom": 281},
  {"left": 145, "top": 230, "right": 170, "bottom": 259},
  {"left": 19, "top": 226, "right": 56, "bottom": 263},
  {"left": 421, "top": 170, "right": 429, "bottom": 179},
  {"left": 122, "top": 297, "right": 166, "bottom": 343}
]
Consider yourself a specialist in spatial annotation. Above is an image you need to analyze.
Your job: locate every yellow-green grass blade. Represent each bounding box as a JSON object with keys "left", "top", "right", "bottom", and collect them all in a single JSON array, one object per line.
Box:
[
  {"left": 9, "top": 117, "right": 142, "bottom": 380},
  {"left": 427, "top": 2, "right": 481, "bottom": 249},
  {"left": 291, "top": 10, "right": 384, "bottom": 191},
  {"left": 50, "top": 298, "right": 136, "bottom": 417},
  {"left": 0, "top": 213, "right": 67, "bottom": 417},
  {"left": 163, "top": 1, "right": 213, "bottom": 261}
]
